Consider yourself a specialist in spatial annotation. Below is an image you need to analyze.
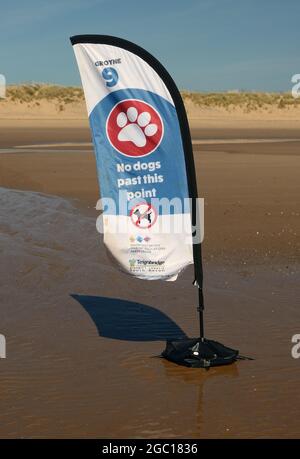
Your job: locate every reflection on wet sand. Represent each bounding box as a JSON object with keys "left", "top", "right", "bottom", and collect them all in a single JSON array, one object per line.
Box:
[{"left": 160, "top": 359, "right": 239, "bottom": 434}]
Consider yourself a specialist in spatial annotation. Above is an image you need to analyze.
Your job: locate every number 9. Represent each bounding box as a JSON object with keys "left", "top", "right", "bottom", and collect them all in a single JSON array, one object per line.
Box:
[{"left": 102, "top": 67, "right": 118, "bottom": 87}]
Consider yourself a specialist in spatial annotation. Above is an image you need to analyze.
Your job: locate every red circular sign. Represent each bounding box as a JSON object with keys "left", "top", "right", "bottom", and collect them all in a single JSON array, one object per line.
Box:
[
  {"left": 130, "top": 202, "right": 157, "bottom": 229},
  {"left": 106, "top": 99, "right": 164, "bottom": 157}
]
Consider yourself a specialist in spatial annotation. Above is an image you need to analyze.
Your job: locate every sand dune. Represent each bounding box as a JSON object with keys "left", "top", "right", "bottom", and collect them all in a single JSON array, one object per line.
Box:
[{"left": 1, "top": 85, "right": 300, "bottom": 123}]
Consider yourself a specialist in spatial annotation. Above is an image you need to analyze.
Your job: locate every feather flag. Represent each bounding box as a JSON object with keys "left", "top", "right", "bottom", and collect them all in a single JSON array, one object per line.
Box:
[{"left": 70, "top": 35, "right": 199, "bottom": 281}]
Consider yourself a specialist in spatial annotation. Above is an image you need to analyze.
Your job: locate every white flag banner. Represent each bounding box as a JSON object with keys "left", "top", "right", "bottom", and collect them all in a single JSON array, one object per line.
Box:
[{"left": 70, "top": 35, "right": 199, "bottom": 281}]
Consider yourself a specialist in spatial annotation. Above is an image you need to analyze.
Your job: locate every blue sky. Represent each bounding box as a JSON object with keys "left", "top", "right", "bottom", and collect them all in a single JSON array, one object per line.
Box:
[{"left": 1, "top": 0, "right": 299, "bottom": 91}]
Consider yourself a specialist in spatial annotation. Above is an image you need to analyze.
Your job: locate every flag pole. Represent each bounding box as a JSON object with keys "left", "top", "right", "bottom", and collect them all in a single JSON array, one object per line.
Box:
[
  {"left": 189, "top": 165, "right": 205, "bottom": 342},
  {"left": 195, "top": 245, "right": 205, "bottom": 342},
  {"left": 167, "top": 77, "right": 206, "bottom": 343},
  {"left": 195, "top": 230, "right": 205, "bottom": 341},
  {"left": 198, "top": 285, "right": 205, "bottom": 341}
]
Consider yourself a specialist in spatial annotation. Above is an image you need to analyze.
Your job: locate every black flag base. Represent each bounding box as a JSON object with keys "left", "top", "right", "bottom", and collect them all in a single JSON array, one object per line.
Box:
[{"left": 162, "top": 338, "right": 239, "bottom": 368}]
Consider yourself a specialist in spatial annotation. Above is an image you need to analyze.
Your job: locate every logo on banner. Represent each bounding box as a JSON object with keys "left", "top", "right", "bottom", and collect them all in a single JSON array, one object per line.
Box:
[
  {"left": 130, "top": 202, "right": 157, "bottom": 229},
  {"left": 101, "top": 67, "right": 119, "bottom": 87},
  {"left": 106, "top": 99, "right": 164, "bottom": 157}
]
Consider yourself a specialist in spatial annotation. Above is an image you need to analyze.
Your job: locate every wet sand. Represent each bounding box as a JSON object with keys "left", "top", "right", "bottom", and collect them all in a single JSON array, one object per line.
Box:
[{"left": 0, "top": 121, "right": 299, "bottom": 438}]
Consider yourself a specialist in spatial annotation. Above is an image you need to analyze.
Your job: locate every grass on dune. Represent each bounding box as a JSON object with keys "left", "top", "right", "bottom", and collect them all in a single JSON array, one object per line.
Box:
[
  {"left": 2, "top": 84, "right": 300, "bottom": 111},
  {"left": 182, "top": 91, "right": 300, "bottom": 111},
  {"left": 4, "top": 84, "right": 84, "bottom": 105}
]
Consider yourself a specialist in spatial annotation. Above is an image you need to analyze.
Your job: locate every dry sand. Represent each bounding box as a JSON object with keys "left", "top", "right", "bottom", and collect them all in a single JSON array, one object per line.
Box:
[{"left": 0, "top": 115, "right": 299, "bottom": 438}]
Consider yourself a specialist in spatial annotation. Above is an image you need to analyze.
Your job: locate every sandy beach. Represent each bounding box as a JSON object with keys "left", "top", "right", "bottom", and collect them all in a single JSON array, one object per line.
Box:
[{"left": 0, "top": 112, "right": 299, "bottom": 438}]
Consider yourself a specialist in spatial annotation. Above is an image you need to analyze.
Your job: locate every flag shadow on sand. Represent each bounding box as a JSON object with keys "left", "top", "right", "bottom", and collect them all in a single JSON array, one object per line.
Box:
[{"left": 71, "top": 294, "right": 187, "bottom": 341}]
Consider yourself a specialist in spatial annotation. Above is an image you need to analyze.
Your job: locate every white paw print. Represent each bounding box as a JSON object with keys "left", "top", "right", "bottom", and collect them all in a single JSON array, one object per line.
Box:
[{"left": 117, "top": 107, "right": 158, "bottom": 148}]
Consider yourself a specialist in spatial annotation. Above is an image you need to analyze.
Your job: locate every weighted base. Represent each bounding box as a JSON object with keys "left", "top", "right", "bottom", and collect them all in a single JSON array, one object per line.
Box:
[{"left": 162, "top": 338, "right": 239, "bottom": 368}]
